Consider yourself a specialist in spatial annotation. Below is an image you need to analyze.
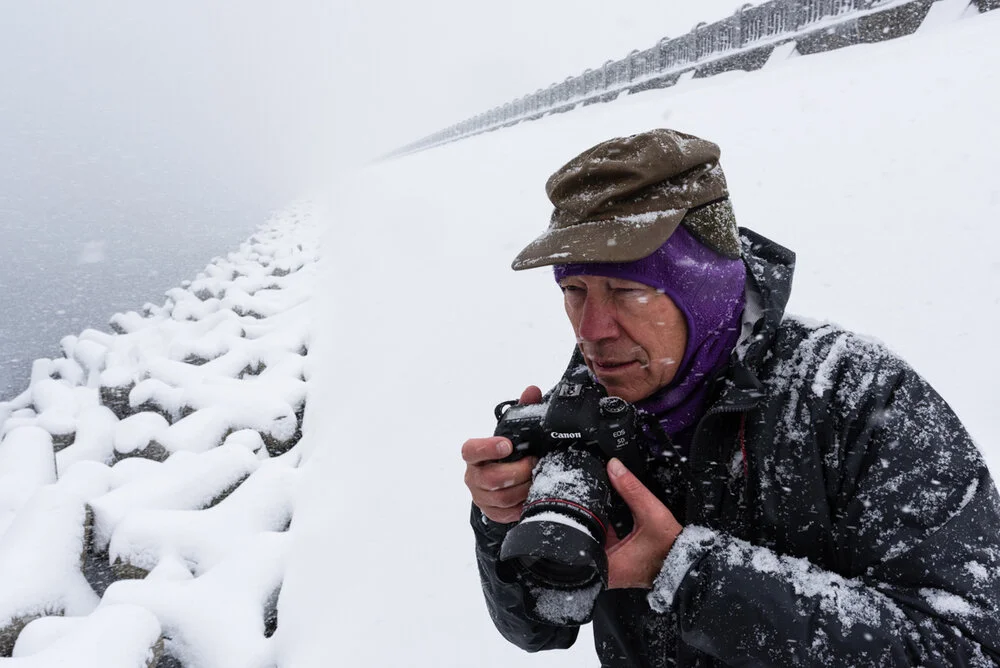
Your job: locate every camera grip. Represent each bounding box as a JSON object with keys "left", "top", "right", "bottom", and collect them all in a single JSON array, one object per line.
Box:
[{"left": 493, "top": 399, "right": 549, "bottom": 463}]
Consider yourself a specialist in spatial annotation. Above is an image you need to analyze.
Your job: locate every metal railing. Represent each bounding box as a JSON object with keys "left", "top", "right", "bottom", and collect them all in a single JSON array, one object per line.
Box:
[{"left": 389, "top": 0, "right": 995, "bottom": 157}]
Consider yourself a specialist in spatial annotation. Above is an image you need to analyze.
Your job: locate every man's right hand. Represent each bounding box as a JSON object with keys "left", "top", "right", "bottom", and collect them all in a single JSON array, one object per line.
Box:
[{"left": 462, "top": 385, "right": 542, "bottom": 524}]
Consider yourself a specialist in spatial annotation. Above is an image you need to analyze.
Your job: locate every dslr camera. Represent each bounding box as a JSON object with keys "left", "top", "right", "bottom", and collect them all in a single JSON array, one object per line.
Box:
[{"left": 493, "top": 375, "right": 653, "bottom": 623}]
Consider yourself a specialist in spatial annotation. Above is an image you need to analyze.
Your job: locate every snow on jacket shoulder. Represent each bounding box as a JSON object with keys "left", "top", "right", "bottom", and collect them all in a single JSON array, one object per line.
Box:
[
  {"left": 471, "top": 229, "right": 1000, "bottom": 667},
  {"left": 648, "top": 317, "right": 1000, "bottom": 666}
]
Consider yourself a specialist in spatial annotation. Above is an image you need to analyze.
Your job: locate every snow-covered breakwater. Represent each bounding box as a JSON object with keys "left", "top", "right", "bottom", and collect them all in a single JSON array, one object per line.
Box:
[{"left": 0, "top": 204, "right": 318, "bottom": 666}]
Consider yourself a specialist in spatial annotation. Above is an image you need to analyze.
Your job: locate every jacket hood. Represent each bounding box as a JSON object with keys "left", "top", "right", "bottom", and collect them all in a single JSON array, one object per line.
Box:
[
  {"left": 733, "top": 228, "right": 796, "bottom": 372},
  {"left": 556, "top": 227, "right": 795, "bottom": 411}
]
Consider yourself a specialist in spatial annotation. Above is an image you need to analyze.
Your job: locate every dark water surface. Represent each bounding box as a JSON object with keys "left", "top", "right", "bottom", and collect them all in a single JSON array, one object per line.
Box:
[{"left": 0, "top": 201, "right": 268, "bottom": 400}]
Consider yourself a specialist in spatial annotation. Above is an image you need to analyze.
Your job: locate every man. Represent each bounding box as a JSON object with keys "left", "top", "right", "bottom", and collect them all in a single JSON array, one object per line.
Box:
[{"left": 461, "top": 129, "right": 1000, "bottom": 666}]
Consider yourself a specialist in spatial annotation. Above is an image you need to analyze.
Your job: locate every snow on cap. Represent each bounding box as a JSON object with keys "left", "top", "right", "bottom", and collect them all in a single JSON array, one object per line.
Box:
[{"left": 512, "top": 128, "right": 741, "bottom": 270}]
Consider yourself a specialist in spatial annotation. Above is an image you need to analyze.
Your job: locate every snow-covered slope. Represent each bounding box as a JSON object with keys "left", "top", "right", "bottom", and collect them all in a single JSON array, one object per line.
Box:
[{"left": 284, "top": 8, "right": 1000, "bottom": 667}]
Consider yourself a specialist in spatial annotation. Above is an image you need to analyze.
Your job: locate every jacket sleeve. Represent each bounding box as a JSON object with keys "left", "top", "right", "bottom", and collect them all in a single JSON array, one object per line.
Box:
[
  {"left": 648, "top": 344, "right": 1000, "bottom": 666},
  {"left": 470, "top": 504, "right": 579, "bottom": 652}
]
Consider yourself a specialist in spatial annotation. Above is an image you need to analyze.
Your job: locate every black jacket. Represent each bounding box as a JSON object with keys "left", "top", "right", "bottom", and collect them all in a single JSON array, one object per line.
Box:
[{"left": 472, "top": 229, "right": 1000, "bottom": 666}]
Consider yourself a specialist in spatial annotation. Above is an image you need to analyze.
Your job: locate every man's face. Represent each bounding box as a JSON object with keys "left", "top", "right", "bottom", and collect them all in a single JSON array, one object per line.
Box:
[{"left": 559, "top": 274, "right": 687, "bottom": 403}]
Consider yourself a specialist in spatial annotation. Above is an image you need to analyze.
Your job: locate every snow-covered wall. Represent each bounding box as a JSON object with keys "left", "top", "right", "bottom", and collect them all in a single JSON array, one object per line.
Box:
[{"left": 393, "top": 0, "right": 997, "bottom": 156}]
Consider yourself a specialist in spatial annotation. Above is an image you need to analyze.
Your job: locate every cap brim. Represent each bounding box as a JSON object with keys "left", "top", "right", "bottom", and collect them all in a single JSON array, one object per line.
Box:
[{"left": 511, "top": 209, "right": 687, "bottom": 270}]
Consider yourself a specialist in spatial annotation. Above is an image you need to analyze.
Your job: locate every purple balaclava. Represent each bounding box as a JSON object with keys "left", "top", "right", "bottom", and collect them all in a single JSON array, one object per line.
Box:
[{"left": 553, "top": 224, "right": 746, "bottom": 437}]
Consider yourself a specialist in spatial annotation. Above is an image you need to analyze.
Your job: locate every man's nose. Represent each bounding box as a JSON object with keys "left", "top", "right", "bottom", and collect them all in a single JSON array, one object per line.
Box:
[{"left": 577, "top": 296, "right": 619, "bottom": 342}]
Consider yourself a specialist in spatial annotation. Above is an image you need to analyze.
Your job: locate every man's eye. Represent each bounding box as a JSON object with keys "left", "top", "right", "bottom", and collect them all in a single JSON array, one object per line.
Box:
[
  {"left": 615, "top": 288, "right": 652, "bottom": 304},
  {"left": 561, "top": 285, "right": 584, "bottom": 293}
]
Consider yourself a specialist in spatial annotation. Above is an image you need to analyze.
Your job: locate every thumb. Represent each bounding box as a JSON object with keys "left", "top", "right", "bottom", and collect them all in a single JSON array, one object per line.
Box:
[
  {"left": 519, "top": 385, "right": 543, "bottom": 405},
  {"left": 607, "top": 458, "right": 660, "bottom": 522}
]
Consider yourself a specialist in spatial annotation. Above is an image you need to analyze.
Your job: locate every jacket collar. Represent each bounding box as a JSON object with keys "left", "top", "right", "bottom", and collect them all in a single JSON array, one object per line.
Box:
[{"left": 711, "top": 228, "right": 796, "bottom": 412}]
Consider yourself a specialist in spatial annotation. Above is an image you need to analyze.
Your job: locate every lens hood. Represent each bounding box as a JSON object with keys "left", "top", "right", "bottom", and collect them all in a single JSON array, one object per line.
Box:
[{"left": 500, "top": 517, "right": 608, "bottom": 590}]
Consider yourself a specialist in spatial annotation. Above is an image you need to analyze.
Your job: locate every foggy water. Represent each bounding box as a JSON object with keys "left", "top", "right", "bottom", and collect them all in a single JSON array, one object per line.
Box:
[
  {"left": 0, "top": 202, "right": 267, "bottom": 400},
  {"left": 0, "top": 3, "right": 329, "bottom": 402}
]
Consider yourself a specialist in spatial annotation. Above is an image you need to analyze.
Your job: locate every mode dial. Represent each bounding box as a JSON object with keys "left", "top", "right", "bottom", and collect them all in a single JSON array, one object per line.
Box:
[{"left": 598, "top": 396, "right": 629, "bottom": 416}]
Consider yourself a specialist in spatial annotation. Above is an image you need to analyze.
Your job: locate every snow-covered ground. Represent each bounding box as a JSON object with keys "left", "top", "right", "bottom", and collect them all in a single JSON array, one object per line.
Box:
[{"left": 0, "top": 5, "right": 997, "bottom": 667}]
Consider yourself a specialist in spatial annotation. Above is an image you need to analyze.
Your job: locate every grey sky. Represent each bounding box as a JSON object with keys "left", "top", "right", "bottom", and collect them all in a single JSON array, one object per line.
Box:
[{"left": 2, "top": 1, "right": 752, "bottom": 201}]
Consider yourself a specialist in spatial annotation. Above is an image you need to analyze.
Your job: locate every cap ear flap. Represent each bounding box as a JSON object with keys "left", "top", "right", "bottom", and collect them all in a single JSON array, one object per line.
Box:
[{"left": 680, "top": 199, "right": 741, "bottom": 259}]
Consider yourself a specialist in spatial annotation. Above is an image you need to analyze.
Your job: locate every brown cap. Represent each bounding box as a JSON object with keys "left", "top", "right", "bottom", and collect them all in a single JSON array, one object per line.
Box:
[{"left": 512, "top": 129, "right": 739, "bottom": 270}]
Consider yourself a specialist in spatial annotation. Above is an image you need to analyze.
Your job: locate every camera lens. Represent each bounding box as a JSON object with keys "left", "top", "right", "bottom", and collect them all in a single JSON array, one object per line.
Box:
[{"left": 500, "top": 448, "right": 612, "bottom": 600}]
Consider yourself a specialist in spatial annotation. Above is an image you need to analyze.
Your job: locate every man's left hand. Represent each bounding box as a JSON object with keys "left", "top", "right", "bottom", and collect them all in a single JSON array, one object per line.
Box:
[{"left": 605, "top": 457, "right": 683, "bottom": 590}]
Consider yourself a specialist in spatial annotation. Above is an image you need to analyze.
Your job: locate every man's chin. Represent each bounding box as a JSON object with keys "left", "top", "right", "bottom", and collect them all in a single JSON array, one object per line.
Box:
[
  {"left": 583, "top": 360, "right": 648, "bottom": 401},
  {"left": 593, "top": 378, "right": 643, "bottom": 403}
]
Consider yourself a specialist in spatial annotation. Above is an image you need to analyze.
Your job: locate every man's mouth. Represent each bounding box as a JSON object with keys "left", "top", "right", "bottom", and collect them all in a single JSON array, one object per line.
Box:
[{"left": 591, "top": 359, "right": 638, "bottom": 372}]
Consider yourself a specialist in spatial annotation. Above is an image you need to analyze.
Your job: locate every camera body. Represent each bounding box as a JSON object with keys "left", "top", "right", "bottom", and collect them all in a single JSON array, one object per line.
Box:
[
  {"left": 494, "top": 379, "right": 648, "bottom": 485},
  {"left": 491, "top": 375, "right": 655, "bottom": 624}
]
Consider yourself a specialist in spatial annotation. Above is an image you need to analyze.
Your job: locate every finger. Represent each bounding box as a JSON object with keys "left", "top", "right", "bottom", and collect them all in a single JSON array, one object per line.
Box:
[
  {"left": 519, "top": 385, "right": 543, "bottom": 405},
  {"left": 462, "top": 437, "right": 513, "bottom": 465},
  {"left": 607, "top": 458, "right": 664, "bottom": 524},
  {"left": 473, "top": 459, "right": 536, "bottom": 491},
  {"left": 480, "top": 505, "right": 523, "bottom": 525},
  {"left": 465, "top": 457, "right": 536, "bottom": 500},
  {"left": 475, "top": 479, "right": 532, "bottom": 510}
]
